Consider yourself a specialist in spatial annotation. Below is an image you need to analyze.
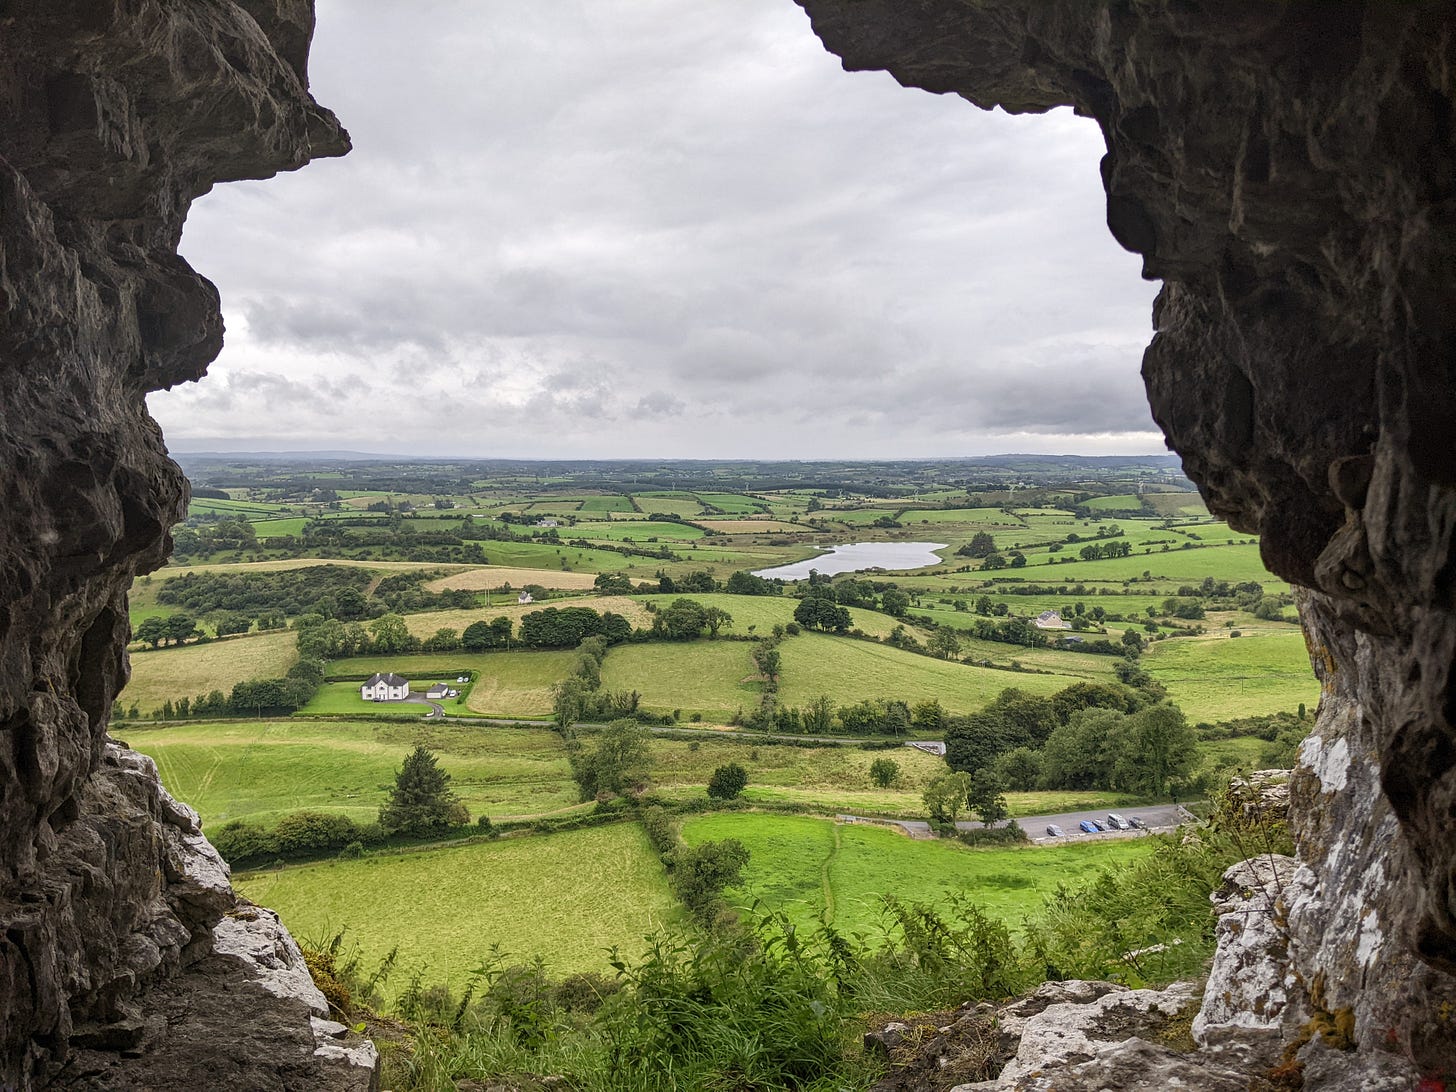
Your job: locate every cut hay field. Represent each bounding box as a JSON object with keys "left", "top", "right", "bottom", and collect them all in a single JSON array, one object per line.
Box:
[
  {"left": 123, "top": 719, "right": 576, "bottom": 827},
  {"left": 237, "top": 824, "right": 680, "bottom": 989},
  {"left": 397, "top": 595, "right": 652, "bottom": 641},
  {"left": 423, "top": 566, "right": 600, "bottom": 592},
  {"left": 681, "top": 813, "right": 1154, "bottom": 935},
  {"left": 462, "top": 650, "right": 578, "bottom": 716},
  {"left": 776, "top": 634, "right": 1071, "bottom": 714},
  {"left": 568, "top": 520, "right": 705, "bottom": 542},
  {"left": 123, "top": 631, "right": 298, "bottom": 712},
  {"left": 600, "top": 641, "right": 761, "bottom": 720},
  {"left": 632, "top": 593, "right": 901, "bottom": 640},
  {"left": 1142, "top": 630, "right": 1318, "bottom": 721},
  {"left": 632, "top": 493, "right": 704, "bottom": 517}
]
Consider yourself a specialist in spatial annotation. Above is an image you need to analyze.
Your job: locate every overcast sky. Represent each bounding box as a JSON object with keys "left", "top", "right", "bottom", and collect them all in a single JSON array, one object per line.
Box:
[{"left": 154, "top": 0, "right": 1162, "bottom": 460}]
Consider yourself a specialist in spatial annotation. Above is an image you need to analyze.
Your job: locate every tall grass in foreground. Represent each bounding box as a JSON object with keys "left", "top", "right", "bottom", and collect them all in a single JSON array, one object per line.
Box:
[{"left": 313, "top": 782, "right": 1290, "bottom": 1091}]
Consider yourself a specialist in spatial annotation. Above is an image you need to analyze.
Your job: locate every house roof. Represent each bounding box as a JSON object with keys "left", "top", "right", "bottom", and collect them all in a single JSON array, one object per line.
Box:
[{"left": 364, "top": 672, "right": 409, "bottom": 687}]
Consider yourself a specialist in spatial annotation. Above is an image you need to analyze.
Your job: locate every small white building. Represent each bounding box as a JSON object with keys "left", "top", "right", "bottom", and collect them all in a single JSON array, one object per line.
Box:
[
  {"left": 1033, "top": 609, "right": 1069, "bottom": 630},
  {"left": 425, "top": 682, "right": 450, "bottom": 700},
  {"left": 517, "top": 591, "right": 534, "bottom": 604},
  {"left": 361, "top": 672, "right": 410, "bottom": 701}
]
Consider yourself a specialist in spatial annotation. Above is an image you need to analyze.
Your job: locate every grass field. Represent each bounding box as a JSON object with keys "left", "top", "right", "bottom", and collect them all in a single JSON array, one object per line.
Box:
[
  {"left": 632, "top": 493, "right": 704, "bottom": 518},
  {"left": 681, "top": 813, "right": 1155, "bottom": 934},
  {"left": 463, "top": 650, "right": 579, "bottom": 716},
  {"left": 600, "top": 641, "right": 761, "bottom": 720},
  {"left": 237, "top": 824, "right": 680, "bottom": 988},
  {"left": 569, "top": 520, "right": 705, "bottom": 542},
  {"left": 423, "top": 566, "right": 600, "bottom": 592},
  {"left": 124, "top": 631, "right": 298, "bottom": 712},
  {"left": 250, "top": 517, "right": 310, "bottom": 538},
  {"left": 1143, "top": 630, "right": 1318, "bottom": 720},
  {"left": 123, "top": 719, "right": 577, "bottom": 826},
  {"left": 632, "top": 593, "right": 901, "bottom": 640},
  {"left": 397, "top": 595, "right": 653, "bottom": 643},
  {"left": 777, "top": 634, "right": 1072, "bottom": 714},
  {"left": 300, "top": 683, "right": 436, "bottom": 718},
  {"left": 696, "top": 520, "right": 802, "bottom": 535}
]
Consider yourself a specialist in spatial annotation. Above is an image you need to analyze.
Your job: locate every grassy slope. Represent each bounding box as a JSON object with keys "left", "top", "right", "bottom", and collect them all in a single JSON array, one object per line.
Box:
[
  {"left": 681, "top": 813, "right": 1153, "bottom": 934},
  {"left": 777, "top": 633, "right": 1070, "bottom": 713},
  {"left": 123, "top": 630, "right": 298, "bottom": 711},
  {"left": 237, "top": 824, "right": 680, "bottom": 989},
  {"left": 600, "top": 641, "right": 760, "bottom": 720},
  {"left": 1142, "top": 630, "right": 1318, "bottom": 720},
  {"left": 124, "top": 719, "right": 577, "bottom": 826}
]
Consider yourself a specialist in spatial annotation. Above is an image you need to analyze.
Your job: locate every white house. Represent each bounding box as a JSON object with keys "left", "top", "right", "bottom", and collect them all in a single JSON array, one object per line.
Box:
[
  {"left": 517, "top": 591, "right": 534, "bottom": 604},
  {"left": 1033, "top": 609, "right": 1069, "bottom": 630},
  {"left": 425, "top": 682, "right": 450, "bottom": 700},
  {"left": 361, "top": 672, "right": 410, "bottom": 701}
]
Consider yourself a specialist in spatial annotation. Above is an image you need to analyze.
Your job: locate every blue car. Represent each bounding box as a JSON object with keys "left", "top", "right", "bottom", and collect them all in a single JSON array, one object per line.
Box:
[{"left": 1078, "top": 819, "right": 1099, "bottom": 834}]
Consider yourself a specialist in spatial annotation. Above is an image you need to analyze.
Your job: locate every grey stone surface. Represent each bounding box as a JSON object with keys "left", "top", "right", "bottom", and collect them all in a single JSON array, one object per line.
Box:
[{"left": 0, "top": 1, "right": 369, "bottom": 1087}]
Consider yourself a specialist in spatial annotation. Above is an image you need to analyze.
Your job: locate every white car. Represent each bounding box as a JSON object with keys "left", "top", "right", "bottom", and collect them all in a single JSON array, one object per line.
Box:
[{"left": 1107, "top": 813, "right": 1131, "bottom": 830}]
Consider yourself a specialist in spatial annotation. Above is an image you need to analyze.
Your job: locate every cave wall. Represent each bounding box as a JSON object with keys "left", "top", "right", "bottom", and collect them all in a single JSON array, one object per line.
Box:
[
  {"left": 0, "top": 2, "right": 375, "bottom": 1086},
  {"left": 794, "top": 0, "right": 1456, "bottom": 1080}
]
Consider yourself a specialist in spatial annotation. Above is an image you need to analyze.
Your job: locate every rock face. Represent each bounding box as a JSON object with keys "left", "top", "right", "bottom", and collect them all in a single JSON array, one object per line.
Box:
[
  {"left": 796, "top": 0, "right": 1456, "bottom": 1083},
  {"left": 0, "top": 2, "right": 375, "bottom": 1086}
]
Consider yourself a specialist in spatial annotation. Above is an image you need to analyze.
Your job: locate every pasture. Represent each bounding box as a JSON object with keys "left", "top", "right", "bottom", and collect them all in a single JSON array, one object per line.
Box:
[
  {"left": 1142, "top": 630, "right": 1318, "bottom": 721},
  {"left": 123, "top": 719, "right": 577, "bottom": 827},
  {"left": 237, "top": 824, "right": 680, "bottom": 989},
  {"left": 600, "top": 641, "right": 761, "bottom": 721},
  {"left": 123, "top": 630, "right": 298, "bottom": 712},
  {"left": 632, "top": 593, "right": 901, "bottom": 640},
  {"left": 776, "top": 634, "right": 1072, "bottom": 713},
  {"left": 680, "top": 813, "right": 1155, "bottom": 934},
  {"left": 423, "top": 566, "right": 600, "bottom": 592}
]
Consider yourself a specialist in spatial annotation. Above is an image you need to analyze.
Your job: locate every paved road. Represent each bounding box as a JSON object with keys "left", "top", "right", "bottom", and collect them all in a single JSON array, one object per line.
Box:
[{"left": 842, "top": 803, "right": 1192, "bottom": 841}]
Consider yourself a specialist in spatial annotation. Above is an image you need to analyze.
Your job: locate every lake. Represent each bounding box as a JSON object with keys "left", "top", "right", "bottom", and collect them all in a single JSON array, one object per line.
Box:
[{"left": 752, "top": 541, "right": 948, "bottom": 581}]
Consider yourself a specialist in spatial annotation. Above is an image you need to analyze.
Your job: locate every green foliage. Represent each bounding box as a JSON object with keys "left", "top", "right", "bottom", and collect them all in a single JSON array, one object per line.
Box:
[
  {"left": 706, "top": 763, "right": 748, "bottom": 800},
  {"left": 922, "top": 771, "right": 973, "bottom": 825},
  {"left": 793, "top": 596, "right": 851, "bottom": 633},
  {"left": 966, "top": 769, "right": 1009, "bottom": 827},
  {"left": 868, "top": 757, "right": 899, "bottom": 788},
  {"left": 571, "top": 719, "right": 653, "bottom": 801},
  {"left": 666, "top": 838, "right": 750, "bottom": 924},
  {"left": 380, "top": 746, "right": 468, "bottom": 837}
]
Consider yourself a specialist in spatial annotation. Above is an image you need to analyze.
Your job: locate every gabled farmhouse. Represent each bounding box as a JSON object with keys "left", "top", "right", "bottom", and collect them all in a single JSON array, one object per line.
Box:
[
  {"left": 361, "top": 672, "right": 410, "bottom": 701},
  {"left": 1033, "top": 609, "right": 1069, "bottom": 630}
]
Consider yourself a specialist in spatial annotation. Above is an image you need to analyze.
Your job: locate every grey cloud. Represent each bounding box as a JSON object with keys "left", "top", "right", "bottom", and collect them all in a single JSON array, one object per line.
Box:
[{"left": 158, "top": 0, "right": 1160, "bottom": 458}]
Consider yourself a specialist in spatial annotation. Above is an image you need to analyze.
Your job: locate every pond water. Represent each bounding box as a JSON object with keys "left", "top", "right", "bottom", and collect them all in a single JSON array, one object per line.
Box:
[{"left": 751, "top": 541, "right": 949, "bottom": 581}]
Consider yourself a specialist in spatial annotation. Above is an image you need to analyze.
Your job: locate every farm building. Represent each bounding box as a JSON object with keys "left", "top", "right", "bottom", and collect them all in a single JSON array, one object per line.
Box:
[
  {"left": 361, "top": 672, "right": 410, "bottom": 701},
  {"left": 517, "top": 591, "right": 534, "bottom": 604},
  {"left": 1033, "top": 609, "right": 1069, "bottom": 630},
  {"left": 425, "top": 682, "right": 450, "bottom": 700}
]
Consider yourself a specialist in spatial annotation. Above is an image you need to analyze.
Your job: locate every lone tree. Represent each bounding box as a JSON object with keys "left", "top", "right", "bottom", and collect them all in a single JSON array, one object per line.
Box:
[
  {"left": 379, "top": 746, "right": 467, "bottom": 836},
  {"left": 966, "top": 769, "right": 1009, "bottom": 827},
  {"left": 869, "top": 757, "right": 900, "bottom": 788},
  {"left": 707, "top": 763, "right": 748, "bottom": 800},
  {"left": 923, "top": 771, "right": 973, "bottom": 826}
]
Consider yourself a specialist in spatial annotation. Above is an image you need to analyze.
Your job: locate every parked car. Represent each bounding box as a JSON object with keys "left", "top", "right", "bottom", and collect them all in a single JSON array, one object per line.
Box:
[
  {"left": 1128, "top": 815, "right": 1147, "bottom": 830},
  {"left": 1078, "top": 819, "right": 1099, "bottom": 834},
  {"left": 1046, "top": 824, "right": 1065, "bottom": 837},
  {"left": 1090, "top": 819, "right": 1107, "bottom": 831},
  {"left": 1107, "top": 813, "right": 1130, "bottom": 830}
]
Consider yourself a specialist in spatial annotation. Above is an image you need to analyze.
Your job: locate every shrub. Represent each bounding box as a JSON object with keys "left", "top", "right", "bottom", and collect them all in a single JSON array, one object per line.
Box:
[
  {"left": 337, "top": 840, "right": 364, "bottom": 860},
  {"left": 640, "top": 805, "right": 679, "bottom": 855},
  {"left": 210, "top": 820, "right": 278, "bottom": 866},
  {"left": 706, "top": 763, "right": 748, "bottom": 800},
  {"left": 869, "top": 757, "right": 900, "bottom": 788},
  {"left": 273, "top": 810, "right": 361, "bottom": 856},
  {"left": 668, "top": 838, "right": 750, "bottom": 923}
]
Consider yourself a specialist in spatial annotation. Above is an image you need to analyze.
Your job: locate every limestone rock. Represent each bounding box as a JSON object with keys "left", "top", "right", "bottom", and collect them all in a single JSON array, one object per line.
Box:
[{"left": 0, "top": 0, "right": 361, "bottom": 1086}]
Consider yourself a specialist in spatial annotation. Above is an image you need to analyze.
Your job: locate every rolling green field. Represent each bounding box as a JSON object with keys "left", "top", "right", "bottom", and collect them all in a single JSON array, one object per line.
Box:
[
  {"left": 600, "top": 641, "right": 761, "bottom": 720},
  {"left": 1143, "top": 630, "right": 1318, "bottom": 721},
  {"left": 237, "top": 824, "right": 680, "bottom": 988},
  {"left": 776, "top": 634, "right": 1071, "bottom": 713},
  {"left": 124, "top": 719, "right": 577, "bottom": 826},
  {"left": 681, "top": 813, "right": 1154, "bottom": 934},
  {"left": 124, "top": 631, "right": 298, "bottom": 712}
]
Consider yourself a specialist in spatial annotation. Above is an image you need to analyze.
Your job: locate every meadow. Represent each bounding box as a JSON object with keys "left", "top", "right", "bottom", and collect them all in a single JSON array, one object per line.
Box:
[
  {"left": 680, "top": 813, "right": 1155, "bottom": 935},
  {"left": 423, "top": 566, "right": 600, "bottom": 592},
  {"left": 600, "top": 641, "right": 761, "bottom": 721},
  {"left": 124, "top": 630, "right": 298, "bottom": 712},
  {"left": 123, "top": 719, "right": 578, "bottom": 826},
  {"left": 776, "top": 633, "right": 1072, "bottom": 712},
  {"left": 632, "top": 593, "right": 902, "bottom": 640},
  {"left": 1142, "top": 630, "right": 1318, "bottom": 720},
  {"left": 237, "top": 824, "right": 681, "bottom": 989}
]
